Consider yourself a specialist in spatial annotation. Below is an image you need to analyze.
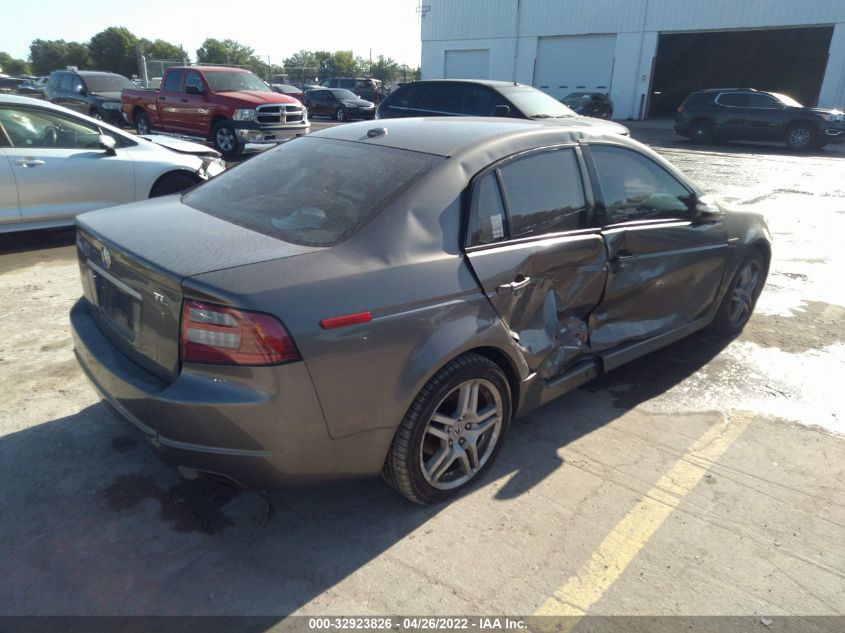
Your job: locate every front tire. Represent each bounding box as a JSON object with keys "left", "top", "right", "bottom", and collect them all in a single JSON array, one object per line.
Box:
[
  {"left": 785, "top": 123, "right": 817, "bottom": 152},
  {"left": 711, "top": 250, "right": 767, "bottom": 335},
  {"left": 212, "top": 121, "right": 244, "bottom": 158},
  {"left": 383, "top": 353, "right": 511, "bottom": 505},
  {"left": 335, "top": 107, "right": 346, "bottom": 122}
]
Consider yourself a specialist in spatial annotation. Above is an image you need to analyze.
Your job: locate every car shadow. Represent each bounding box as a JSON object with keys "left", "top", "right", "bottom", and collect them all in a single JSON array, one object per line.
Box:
[
  {"left": 0, "top": 227, "right": 75, "bottom": 256},
  {"left": 0, "top": 330, "right": 733, "bottom": 619},
  {"left": 662, "top": 138, "right": 843, "bottom": 159}
]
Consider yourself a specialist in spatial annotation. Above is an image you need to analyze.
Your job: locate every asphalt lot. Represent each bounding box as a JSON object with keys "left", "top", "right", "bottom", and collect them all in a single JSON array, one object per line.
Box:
[{"left": 1, "top": 122, "right": 844, "bottom": 623}]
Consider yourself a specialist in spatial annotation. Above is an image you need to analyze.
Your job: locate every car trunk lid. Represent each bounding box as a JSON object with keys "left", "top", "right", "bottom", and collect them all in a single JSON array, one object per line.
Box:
[{"left": 75, "top": 197, "right": 321, "bottom": 380}]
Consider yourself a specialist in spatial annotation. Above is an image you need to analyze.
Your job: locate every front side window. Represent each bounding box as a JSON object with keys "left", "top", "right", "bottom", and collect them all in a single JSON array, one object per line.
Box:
[
  {"left": 499, "top": 148, "right": 586, "bottom": 238},
  {"left": 184, "top": 137, "right": 442, "bottom": 247},
  {"left": 58, "top": 74, "right": 73, "bottom": 92},
  {"left": 71, "top": 77, "right": 84, "bottom": 94},
  {"left": 0, "top": 107, "right": 106, "bottom": 149},
  {"left": 184, "top": 71, "right": 205, "bottom": 94},
  {"left": 747, "top": 93, "right": 779, "bottom": 109},
  {"left": 589, "top": 145, "right": 693, "bottom": 226}
]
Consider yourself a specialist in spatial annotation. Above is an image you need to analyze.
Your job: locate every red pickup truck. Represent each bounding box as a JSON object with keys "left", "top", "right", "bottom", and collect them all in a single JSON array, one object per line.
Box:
[{"left": 122, "top": 66, "right": 309, "bottom": 157}]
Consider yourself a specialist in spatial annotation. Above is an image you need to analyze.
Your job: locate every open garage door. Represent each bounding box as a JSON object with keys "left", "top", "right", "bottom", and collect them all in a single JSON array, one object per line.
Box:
[
  {"left": 444, "top": 49, "right": 490, "bottom": 80},
  {"left": 534, "top": 34, "right": 616, "bottom": 99},
  {"left": 650, "top": 27, "right": 834, "bottom": 116}
]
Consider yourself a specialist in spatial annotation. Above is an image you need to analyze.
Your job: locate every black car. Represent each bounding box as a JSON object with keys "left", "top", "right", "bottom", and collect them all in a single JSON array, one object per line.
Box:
[
  {"left": 561, "top": 92, "right": 613, "bottom": 119},
  {"left": 303, "top": 88, "right": 375, "bottom": 122},
  {"left": 44, "top": 70, "right": 133, "bottom": 125},
  {"left": 376, "top": 79, "right": 629, "bottom": 135},
  {"left": 674, "top": 88, "right": 845, "bottom": 151},
  {"left": 0, "top": 76, "right": 26, "bottom": 95}
]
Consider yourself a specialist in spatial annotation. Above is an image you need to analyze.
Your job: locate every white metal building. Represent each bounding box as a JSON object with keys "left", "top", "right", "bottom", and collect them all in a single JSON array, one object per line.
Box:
[{"left": 420, "top": 0, "right": 845, "bottom": 119}]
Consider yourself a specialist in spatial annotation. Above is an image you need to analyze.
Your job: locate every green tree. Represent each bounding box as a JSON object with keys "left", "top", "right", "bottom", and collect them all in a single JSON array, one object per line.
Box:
[
  {"left": 139, "top": 38, "right": 186, "bottom": 62},
  {"left": 370, "top": 55, "right": 400, "bottom": 83},
  {"left": 29, "top": 39, "right": 91, "bottom": 75},
  {"left": 0, "top": 52, "right": 31, "bottom": 75},
  {"left": 89, "top": 27, "right": 138, "bottom": 77},
  {"left": 196, "top": 38, "right": 254, "bottom": 66}
]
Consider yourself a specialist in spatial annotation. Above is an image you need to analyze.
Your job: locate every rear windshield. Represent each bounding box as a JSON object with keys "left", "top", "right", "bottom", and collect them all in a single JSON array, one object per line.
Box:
[{"left": 184, "top": 137, "right": 442, "bottom": 246}]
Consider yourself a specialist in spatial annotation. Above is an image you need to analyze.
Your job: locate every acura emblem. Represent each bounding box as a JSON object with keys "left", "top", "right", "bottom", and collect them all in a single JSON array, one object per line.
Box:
[{"left": 101, "top": 246, "right": 112, "bottom": 268}]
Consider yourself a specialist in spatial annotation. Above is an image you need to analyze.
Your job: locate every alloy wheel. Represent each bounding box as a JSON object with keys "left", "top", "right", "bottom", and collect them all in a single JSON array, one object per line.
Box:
[
  {"left": 216, "top": 128, "right": 235, "bottom": 152},
  {"left": 420, "top": 378, "right": 503, "bottom": 490},
  {"left": 729, "top": 259, "right": 762, "bottom": 326},
  {"left": 788, "top": 127, "right": 811, "bottom": 149}
]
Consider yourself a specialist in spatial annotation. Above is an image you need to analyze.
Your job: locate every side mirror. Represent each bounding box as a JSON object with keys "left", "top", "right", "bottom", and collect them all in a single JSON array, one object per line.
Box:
[
  {"left": 185, "top": 85, "right": 203, "bottom": 96},
  {"left": 76, "top": 85, "right": 86, "bottom": 95},
  {"left": 98, "top": 134, "right": 117, "bottom": 156},
  {"left": 494, "top": 105, "right": 511, "bottom": 117},
  {"left": 693, "top": 197, "right": 724, "bottom": 223}
]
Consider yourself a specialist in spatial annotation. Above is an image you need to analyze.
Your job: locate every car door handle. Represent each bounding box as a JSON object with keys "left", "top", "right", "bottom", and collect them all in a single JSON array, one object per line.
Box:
[
  {"left": 159, "top": 96, "right": 166, "bottom": 101},
  {"left": 497, "top": 275, "right": 531, "bottom": 294},
  {"left": 13, "top": 159, "right": 45, "bottom": 168},
  {"left": 180, "top": 98, "right": 188, "bottom": 103}
]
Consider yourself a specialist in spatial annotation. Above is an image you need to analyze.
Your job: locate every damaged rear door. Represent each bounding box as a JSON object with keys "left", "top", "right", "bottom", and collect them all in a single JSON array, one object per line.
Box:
[{"left": 465, "top": 145, "right": 607, "bottom": 380}]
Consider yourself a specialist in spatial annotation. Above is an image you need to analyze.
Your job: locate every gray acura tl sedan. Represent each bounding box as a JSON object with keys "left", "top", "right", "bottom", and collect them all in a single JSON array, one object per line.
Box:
[{"left": 71, "top": 117, "right": 770, "bottom": 504}]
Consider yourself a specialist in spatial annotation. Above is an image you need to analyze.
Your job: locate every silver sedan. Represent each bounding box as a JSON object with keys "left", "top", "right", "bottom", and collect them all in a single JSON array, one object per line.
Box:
[
  {"left": 0, "top": 95, "right": 225, "bottom": 233},
  {"left": 70, "top": 117, "right": 770, "bottom": 504}
]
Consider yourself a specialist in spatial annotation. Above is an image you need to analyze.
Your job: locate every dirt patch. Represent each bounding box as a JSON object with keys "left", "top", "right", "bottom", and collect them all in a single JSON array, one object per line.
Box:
[
  {"left": 101, "top": 473, "right": 240, "bottom": 535},
  {"left": 742, "top": 301, "right": 845, "bottom": 353}
]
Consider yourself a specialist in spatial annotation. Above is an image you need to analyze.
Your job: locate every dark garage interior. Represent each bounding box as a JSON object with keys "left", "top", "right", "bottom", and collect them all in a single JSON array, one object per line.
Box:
[{"left": 649, "top": 26, "right": 834, "bottom": 116}]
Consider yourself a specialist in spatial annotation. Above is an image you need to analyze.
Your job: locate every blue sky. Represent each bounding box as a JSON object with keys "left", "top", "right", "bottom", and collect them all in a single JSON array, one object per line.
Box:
[{"left": 1, "top": 0, "right": 423, "bottom": 67}]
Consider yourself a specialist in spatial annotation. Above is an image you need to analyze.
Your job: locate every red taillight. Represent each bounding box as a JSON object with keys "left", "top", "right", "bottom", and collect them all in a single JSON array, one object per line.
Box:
[
  {"left": 180, "top": 300, "right": 300, "bottom": 366},
  {"left": 319, "top": 311, "right": 372, "bottom": 330},
  {"left": 677, "top": 104, "right": 685, "bottom": 113}
]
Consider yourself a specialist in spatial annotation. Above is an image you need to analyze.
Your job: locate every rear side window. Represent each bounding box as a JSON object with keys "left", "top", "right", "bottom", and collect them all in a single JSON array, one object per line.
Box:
[
  {"left": 681, "top": 93, "right": 709, "bottom": 107},
  {"left": 416, "top": 84, "right": 461, "bottom": 114},
  {"left": 162, "top": 70, "right": 184, "bottom": 92},
  {"left": 388, "top": 83, "right": 426, "bottom": 109},
  {"left": 467, "top": 174, "right": 506, "bottom": 246},
  {"left": 716, "top": 92, "right": 749, "bottom": 107},
  {"left": 499, "top": 148, "right": 586, "bottom": 238},
  {"left": 184, "top": 138, "right": 442, "bottom": 247},
  {"left": 589, "top": 145, "right": 693, "bottom": 226}
]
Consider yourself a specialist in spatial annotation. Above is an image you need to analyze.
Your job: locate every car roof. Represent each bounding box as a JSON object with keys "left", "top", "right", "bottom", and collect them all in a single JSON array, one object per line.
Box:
[
  {"left": 696, "top": 88, "right": 760, "bottom": 93},
  {"left": 404, "top": 79, "right": 529, "bottom": 89},
  {"left": 310, "top": 116, "right": 633, "bottom": 159}
]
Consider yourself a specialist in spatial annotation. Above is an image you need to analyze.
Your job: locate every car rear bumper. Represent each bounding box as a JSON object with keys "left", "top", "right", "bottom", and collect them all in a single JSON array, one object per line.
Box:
[{"left": 70, "top": 298, "right": 391, "bottom": 488}]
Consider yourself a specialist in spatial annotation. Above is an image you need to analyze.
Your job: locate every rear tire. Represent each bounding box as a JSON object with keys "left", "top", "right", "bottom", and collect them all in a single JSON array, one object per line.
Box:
[
  {"left": 135, "top": 112, "right": 151, "bottom": 135},
  {"left": 688, "top": 119, "right": 714, "bottom": 144},
  {"left": 710, "top": 250, "right": 767, "bottom": 335},
  {"left": 383, "top": 353, "right": 511, "bottom": 505},
  {"left": 150, "top": 172, "right": 200, "bottom": 197},
  {"left": 212, "top": 121, "right": 244, "bottom": 158}
]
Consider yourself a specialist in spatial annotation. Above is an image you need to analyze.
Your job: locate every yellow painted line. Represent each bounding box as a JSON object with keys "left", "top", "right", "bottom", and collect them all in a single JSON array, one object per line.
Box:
[{"left": 535, "top": 414, "right": 750, "bottom": 617}]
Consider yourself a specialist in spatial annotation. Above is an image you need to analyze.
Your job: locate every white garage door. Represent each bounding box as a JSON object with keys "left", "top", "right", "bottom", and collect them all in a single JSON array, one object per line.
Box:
[
  {"left": 534, "top": 35, "right": 616, "bottom": 99},
  {"left": 444, "top": 49, "right": 490, "bottom": 80}
]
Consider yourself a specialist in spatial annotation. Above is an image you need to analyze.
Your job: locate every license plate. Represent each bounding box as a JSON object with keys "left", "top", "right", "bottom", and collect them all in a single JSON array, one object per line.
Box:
[{"left": 89, "top": 263, "right": 141, "bottom": 340}]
